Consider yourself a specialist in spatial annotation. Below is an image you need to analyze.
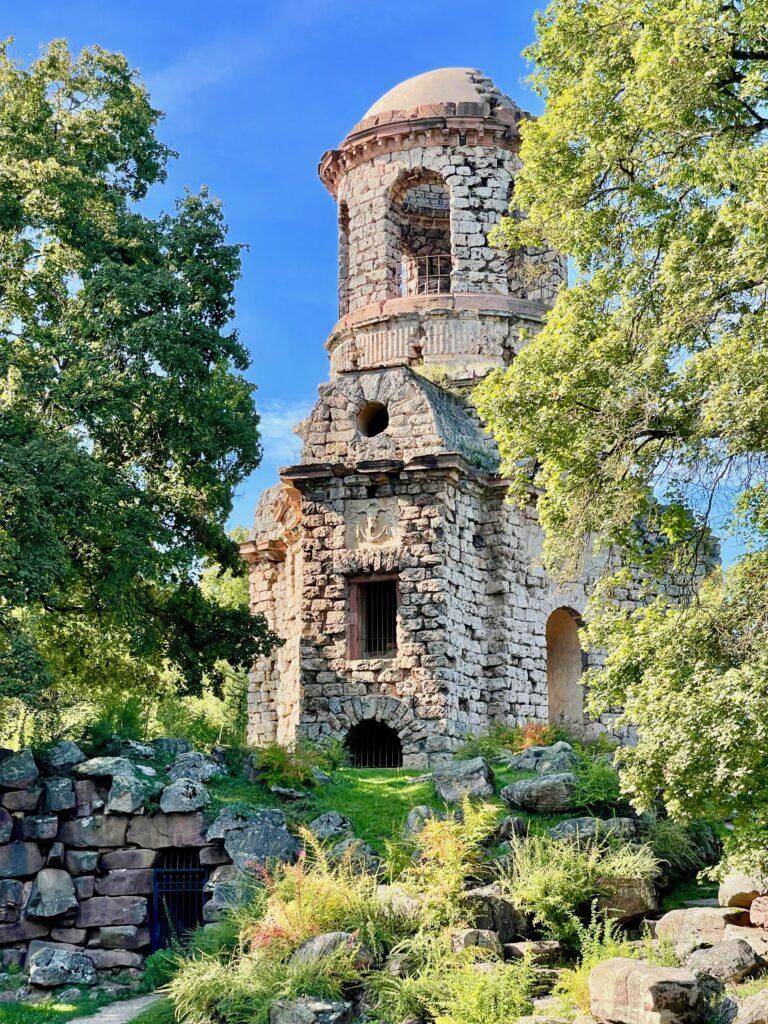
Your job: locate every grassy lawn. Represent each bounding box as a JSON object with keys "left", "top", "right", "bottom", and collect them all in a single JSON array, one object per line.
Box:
[{"left": 0, "top": 994, "right": 112, "bottom": 1024}]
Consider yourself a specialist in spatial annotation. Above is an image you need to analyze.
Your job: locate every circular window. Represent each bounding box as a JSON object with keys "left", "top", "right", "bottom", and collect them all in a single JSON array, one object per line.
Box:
[{"left": 357, "top": 401, "right": 389, "bottom": 437}]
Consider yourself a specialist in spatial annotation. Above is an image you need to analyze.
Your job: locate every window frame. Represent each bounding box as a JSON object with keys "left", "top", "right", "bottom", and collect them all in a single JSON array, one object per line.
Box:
[{"left": 347, "top": 573, "right": 400, "bottom": 661}]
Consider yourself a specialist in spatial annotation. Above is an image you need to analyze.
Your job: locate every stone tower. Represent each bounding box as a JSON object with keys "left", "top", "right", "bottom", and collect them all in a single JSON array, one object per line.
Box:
[{"left": 241, "top": 68, "right": 620, "bottom": 767}]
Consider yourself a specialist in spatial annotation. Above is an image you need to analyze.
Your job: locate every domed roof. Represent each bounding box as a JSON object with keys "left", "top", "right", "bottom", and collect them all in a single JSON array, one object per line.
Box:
[{"left": 362, "top": 67, "right": 519, "bottom": 121}]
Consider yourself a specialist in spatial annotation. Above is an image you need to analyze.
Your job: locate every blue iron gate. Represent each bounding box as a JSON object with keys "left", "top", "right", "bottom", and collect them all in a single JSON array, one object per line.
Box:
[{"left": 150, "top": 848, "right": 208, "bottom": 951}]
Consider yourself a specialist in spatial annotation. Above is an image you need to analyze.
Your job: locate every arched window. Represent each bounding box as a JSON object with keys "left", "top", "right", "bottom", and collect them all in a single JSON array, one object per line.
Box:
[
  {"left": 346, "top": 719, "right": 403, "bottom": 768},
  {"left": 546, "top": 608, "right": 584, "bottom": 729},
  {"left": 391, "top": 172, "right": 451, "bottom": 297}
]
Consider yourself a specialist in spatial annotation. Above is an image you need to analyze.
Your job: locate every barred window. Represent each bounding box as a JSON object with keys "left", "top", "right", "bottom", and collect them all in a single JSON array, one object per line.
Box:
[{"left": 349, "top": 577, "right": 398, "bottom": 659}]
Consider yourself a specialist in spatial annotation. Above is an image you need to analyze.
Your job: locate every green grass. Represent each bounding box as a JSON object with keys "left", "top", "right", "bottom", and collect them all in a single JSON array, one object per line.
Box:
[
  {"left": 731, "top": 972, "right": 768, "bottom": 999},
  {"left": 131, "top": 999, "right": 176, "bottom": 1024},
  {"left": 0, "top": 993, "right": 110, "bottom": 1024},
  {"left": 661, "top": 877, "right": 719, "bottom": 911}
]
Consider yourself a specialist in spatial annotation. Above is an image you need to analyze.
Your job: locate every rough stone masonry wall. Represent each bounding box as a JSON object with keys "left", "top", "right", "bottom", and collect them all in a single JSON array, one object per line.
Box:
[{"left": 0, "top": 741, "right": 240, "bottom": 987}]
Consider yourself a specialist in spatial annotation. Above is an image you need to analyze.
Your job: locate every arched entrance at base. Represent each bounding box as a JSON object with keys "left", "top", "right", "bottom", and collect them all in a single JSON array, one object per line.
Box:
[
  {"left": 346, "top": 719, "right": 403, "bottom": 768},
  {"left": 546, "top": 607, "right": 585, "bottom": 730}
]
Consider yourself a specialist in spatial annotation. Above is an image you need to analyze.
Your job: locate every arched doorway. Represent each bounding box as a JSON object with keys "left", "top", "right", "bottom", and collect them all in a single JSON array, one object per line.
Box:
[
  {"left": 346, "top": 719, "right": 403, "bottom": 768},
  {"left": 546, "top": 608, "right": 584, "bottom": 730}
]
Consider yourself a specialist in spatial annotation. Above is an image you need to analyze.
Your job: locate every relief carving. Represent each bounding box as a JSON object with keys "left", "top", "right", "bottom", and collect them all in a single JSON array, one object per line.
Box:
[{"left": 346, "top": 498, "right": 399, "bottom": 549}]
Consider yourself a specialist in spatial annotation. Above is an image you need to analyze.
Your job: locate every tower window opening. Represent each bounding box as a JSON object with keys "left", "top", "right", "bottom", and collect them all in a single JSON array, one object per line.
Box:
[
  {"left": 346, "top": 719, "right": 403, "bottom": 768},
  {"left": 395, "top": 178, "right": 452, "bottom": 297},
  {"left": 357, "top": 401, "right": 389, "bottom": 437},
  {"left": 349, "top": 577, "right": 398, "bottom": 659}
]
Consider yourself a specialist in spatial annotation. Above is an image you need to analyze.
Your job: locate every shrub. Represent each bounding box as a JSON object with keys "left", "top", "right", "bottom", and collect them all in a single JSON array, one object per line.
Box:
[
  {"left": 248, "top": 739, "right": 335, "bottom": 789},
  {"left": 500, "top": 835, "right": 659, "bottom": 950},
  {"left": 572, "top": 755, "right": 626, "bottom": 817},
  {"left": 456, "top": 721, "right": 560, "bottom": 760}
]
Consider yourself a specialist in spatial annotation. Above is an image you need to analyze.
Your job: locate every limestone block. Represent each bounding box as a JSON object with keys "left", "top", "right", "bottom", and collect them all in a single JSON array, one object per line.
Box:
[
  {"left": 42, "top": 741, "right": 86, "bottom": 775},
  {"left": 0, "top": 879, "right": 24, "bottom": 923},
  {"left": 0, "top": 918, "right": 49, "bottom": 943},
  {"left": 223, "top": 811, "right": 300, "bottom": 870},
  {"left": 720, "top": 873, "right": 768, "bottom": 909},
  {"left": 159, "top": 778, "right": 211, "bottom": 813},
  {"left": 724, "top": 926, "right": 768, "bottom": 957},
  {"left": 21, "top": 816, "right": 59, "bottom": 841},
  {"left": 43, "top": 778, "right": 76, "bottom": 813},
  {"left": 0, "top": 807, "right": 12, "bottom": 843},
  {"left": 127, "top": 811, "right": 207, "bottom": 848},
  {"left": 167, "top": 751, "right": 225, "bottom": 783},
  {"left": 656, "top": 908, "right": 750, "bottom": 954},
  {"left": 451, "top": 928, "right": 503, "bottom": 957},
  {"left": 686, "top": 940, "right": 763, "bottom": 987},
  {"left": 95, "top": 869, "right": 154, "bottom": 897},
  {"left": 100, "top": 848, "right": 158, "bottom": 870},
  {"left": 463, "top": 883, "right": 529, "bottom": 942},
  {"left": 73, "top": 876, "right": 95, "bottom": 900},
  {"left": 75, "top": 896, "right": 148, "bottom": 928},
  {"left": 97, "top": 925, "right": 150, "bottom": 949},
  {"left": 307, "top": 811, "right": 353, "bottom": 842},
  {"left": 59, "top": 815, "right": 127, "bottom": 849},
  {"left": 2, "top": 787, "right": 41, "bottom": 812},
  {"left": 289, "top": 931, "right": 374, "bottom": 971},
  {"left": 589, "top": 958, "right": 704, "bottom": 1024},
  {"left": 596, "top": 876, "right": 658, "bottom": 924}
]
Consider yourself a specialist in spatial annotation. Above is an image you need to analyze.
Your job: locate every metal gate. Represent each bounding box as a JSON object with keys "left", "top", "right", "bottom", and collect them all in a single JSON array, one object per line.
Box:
[{"left": 150, "top": 848, "right": 208, "bottom": 951}]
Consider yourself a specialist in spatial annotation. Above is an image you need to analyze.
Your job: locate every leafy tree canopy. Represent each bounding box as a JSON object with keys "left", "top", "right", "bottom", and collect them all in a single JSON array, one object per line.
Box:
[
  {"left": 476, "top": 0, "right": 768, "bottom": 859},
  {"left": 0, "top": 39, "right": 276, "bottom": 715}
]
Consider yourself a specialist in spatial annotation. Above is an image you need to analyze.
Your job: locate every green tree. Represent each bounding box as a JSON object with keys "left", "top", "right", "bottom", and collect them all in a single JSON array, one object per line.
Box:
[
  {"left": 475, "top": 0, "right": 768, "bottom": 859},
  {"left": 0, "top": 40, "right": 276, "bottom": 723}
]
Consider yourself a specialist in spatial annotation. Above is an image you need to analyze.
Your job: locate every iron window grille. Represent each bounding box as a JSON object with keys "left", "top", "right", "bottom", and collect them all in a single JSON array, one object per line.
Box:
[{"left": 348, "top": 576, "right": 399, "bottom": 660}]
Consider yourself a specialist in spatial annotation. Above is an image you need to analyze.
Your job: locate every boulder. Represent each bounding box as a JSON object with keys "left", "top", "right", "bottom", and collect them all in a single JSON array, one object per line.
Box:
[
  {"left": 167, "top": 751, "right": 224, "bottom": 783},
  {"left": 200, "top": 845, "right": 232, "bottom": 867},
  {"left": 327, "top": 837, "right": 381, "bottom": 875},
  {"left": 596, "top": 877, "right": 658, "bottom": 924},
  {"left": 589, "top": 957, "right": 704, "bottom": 1024},
  {"left": 736, "top": 990, "right": 768, "bottom": 1024},
  {"left": 106, "top": 773, "right": 153, "bottom": 814},
  {"left": 87, "top": 949, "right": 145, "bottom": 970},
  {"left": 42, "top": 741, "right": 85, "bottom": 775},
  {"left": 0, "top": 880, "right": 24, "bottom": 923},
  {"left": 159, "top": 778, "right": 211, "bottom": 813},
  {"left": 75, "top": 895, "right": 147, "bottom": 928},
  {"left": 21, "top": 817, "right": 58, "bottom": 841},
  {"left": 451, "top": 928, "right": 503, "bottom": 957},
  {"left": 750, "top": 897, "right": 768, "bottom": 929},
  {"left": 126, "top": 811, "right": 206, "bottom": 848},
  {"left": 270, "top": 784, "right": 307, "bottom": 800},
  {"left": 548, "top": 817, "right": 638, "bottom": 842},
  {"left": 719, "top": 873, "right": 768, "bottom": 909},
  {"left": 28, "top": 948, "right": 97, "bottom": 988},
  {"left": 109, "top": 739, "right": 155, "bottom": 760},
  {"left": 0, "top": 808, "right": 12, "bottom": 843},
  {"left": 307, "top": 811, "right": 353, "bottom": 842},
  {"left": 203, "top": 865, "right": 245, "bottom": 922},
  {"left": 95, "top": 869, "right": 154, "bottom": 897},
  {"left": 656, "top": 908, "right": 750, "bottom": 954},
  {"left": 25, "top": 869, "right": 78, "bottom": 919},
  {"left": 205, "top": 806, "right": 266, "bottom": 841},
  {"left": 0, "top": 842, "right": 44, "bottom": 878},
  {"left": 507, "top": 746, "right": 549, "bottom": 771},
  {"left": 223, "top": 811, "right": 300, "bottom": 871},
  {"left": 433, "top": 757, "right": 494, "bottom": 804},
  {"left": 502, "top": 773, "right": 577, "bottom": 814},
  {"left": 497, "top": 816, "right": 527, "bottom": 842},
  {"left": 504, "top": 940, "right": 563, "bottom": 964},
  {"left": 43, "top": 779, "right": 75, "bottom": 813},
  {"left": 724, "top": 926, "right": 768, "bottom": 958},
  {"left": 2, "top": 787, "right": 41, "bottom": 812},
  {"left": 404, "top": 805, "right": 443, "bottom": 836},
  {"left": 64, "top": 850, "right": 99, "bottom": 876},
  {"left": 290, "top": 931, "right": 374, "bottom": 971},
  {"left": 269, "top": 999, "right": 351, "bottom": 1024},
  {"left": 152, "top": 737, "right": 192, "bottom": 759},
  {"left": 100, "top": 848, "right": 158, "bottom": 870},
  {"left": 73, "top": 756, "right": 134, "bottom": 779},
  {"left": 374, "top": 885, "right": 421, "bottom": 918},
  {"left": 97, "top": 925, "right": 150, "bottom": 950},
  {"left": 686, "top": 940, "right": 763, "bottom": 987},
  {"left": 535, "top": 742, "right": 580, "bottom": 775},
  {"left": 59, "top": 815, "right": 127, "bottom": 849},
  {"left": 312, "top": 768, "right": 333, "bottom": 786},
  {"left": 0, "top": 749, "right": 38, "bottom": 790},
  {"left": 463, "top": 883, "right": 529, "bottom": 942}
]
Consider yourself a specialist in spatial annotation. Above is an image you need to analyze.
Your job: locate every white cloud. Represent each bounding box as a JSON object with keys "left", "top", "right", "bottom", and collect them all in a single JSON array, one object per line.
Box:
[
  {"left": 258, "top": 398, "right": 314, "bottom": 465},
  {"left": 146, "top": 35, "right": 266, "bottom": 112}
]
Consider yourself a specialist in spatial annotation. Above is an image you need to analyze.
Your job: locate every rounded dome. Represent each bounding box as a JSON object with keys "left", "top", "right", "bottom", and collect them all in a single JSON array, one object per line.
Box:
[{"left": 362, "top": 67, "right": 518, "bottom": 121}]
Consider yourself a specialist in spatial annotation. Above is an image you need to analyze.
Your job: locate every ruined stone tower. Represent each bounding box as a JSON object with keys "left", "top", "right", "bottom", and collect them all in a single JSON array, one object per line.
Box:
[{"left": 241, "top": 68, "right": 620, "bottom": 767}]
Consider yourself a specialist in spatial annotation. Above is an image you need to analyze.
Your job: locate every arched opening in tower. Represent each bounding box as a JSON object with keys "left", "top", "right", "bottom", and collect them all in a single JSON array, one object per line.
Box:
[
  {"left": 346, "top": 719, "right": 403, "bottom": 768},
  {"left": 393, "top": 172, "right": 452, "bottom": 297},
  {"left": 546, "top": 607, "right": 585, "bottom": 730}
]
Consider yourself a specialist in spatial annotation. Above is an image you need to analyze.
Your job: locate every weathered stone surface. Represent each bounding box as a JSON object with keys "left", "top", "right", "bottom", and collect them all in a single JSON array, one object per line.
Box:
[
  {"left": 724, "top": 926, "right": 768, "bottom": 958},
  {"left": 73, "top": 876, "right": 94, "bottom": 900},
  {"left": 497, "top": 816, "right": 527, "bottom": 842},
  {"left": 433, "top": 757, "right": 494, "bottom": 803},
  {"left": 87, "top": 948, "right": 146, "bottom": 970},
  {"left": 596, "top": 877, "right": 658, "bottom": 924},
  {"left": 404, "top": 805, "right": 443, "bottom": 836},
  {"left": 451, "top": 928, "right": 503, "bottom": 957},
  {"left": 535, "top": 742, "right": 580, "bottom": 775},
  {"left": 199, "top": 845, "right": 232, "bottom": 866},
  {"left": 167, "top": 751, "right": 224, "bottom": 783},
  {"left": 25, "top": 869, "right": 78, "bottom": 919},
  {"left": 0, "top": 749, "right": 38, "bottom": 789},
  {"left": 736, "top": 990, "right": 768, "bottom": 1024},
  {"left": 0, "top": 842, "right": 44, "bottom": 878},
  {"left": 64, "top": 850, "right": 99, "bottom": 876},
  {"left": 43, "top": 778, "right": 76, "bottom": 814},
  {"left": 97, "top": 925, "right": 150, "bottom": 949},
  {"left": 504, "top": 940, "right": 562, "bottom": 964},
  {"left": 21, "top": 817, "right": 59, "bottom": 841},
  {"left": 508, "top": 746, "right": 550, "bottom": 771},
  {"left": 100, "top": 848, "right": 158, "bottom": 870},
  {"left": 95, "top": 869, "right": 154, "bottom": 897},
  {"left": 0, "top": 807, "right": 12, "bottom": 843},
  {"left": 59, "top": 815, "right": 127, "bottom": 849},
  {"left": 290, "top": 931, "right": 374, "bottom": 970},
  {"left": 223, "top": 811, "right": 300, "bottom": 870},
  {"left": 2, "top": 787, "right": 41, "bottom": 812},
  {"left": 0, "top": 879, "right": 23, "bottom": 923},
  {"left": 656, "top": 908, "right": 751, "bottom": 954},
  {"left": 74, "top": 756, "right": 137, "bottom": 778},
  {"left": 107, "top": 773, "right": 155, "bottom": 815},
  {"left": 42, "top": 741, "right": 86, "bottom": 775},
  {"left": 687, "top": 940, "right": 763, "bottom": 989},
  {"left": 126, "top": 811, "right": 206, "bottom": 848},
  {"left": 307, "top": 811, "right": 353, "bottom": 842},
  {"left": 327, "top": 837, "right": 381, "bottom": 875},
  {"left": 29, "top": 948, "right": 97, "bottom": 988},
  {"left": 0, "top": 917, "right": 50, "bottom": 943},
  {"left": 502, "top": 774, "right": 577, "bottom": 814},
  {"left": 203, "top": 865, "right": 246, "bottom": 922},
  {"left": 159, "top": 778, "right": 211, "bottom": 813},
  {"left": 548, "top": 817, "right": 638, "bottom": 842},
  {"left": 374, "top": 884, "right": 421, "bottom": 917},
  {"left": 269, "top": 998, "right": 351, "bottom": 1024},
  {"left": 205, "top": 805, "right": 266, "bottom": 841},
  {"left": 589, "top": 957, "right": 704, "bottom": 1024},
  {"left": 152, "top": 737, "right": 192, "bottom": 759},
  {"left": 749, "top": 897, "right": 768, "bottom": 929},
  {"left": 47, "top": 844, "right": 65, "bottom": 870},
  {"left": 50, "top": 927, "right": 87, "bottom": 944},
  {"left": 463, "top": 882, "right": 529, "bottom": 942},
  {"left": 75, "top": 896, "right": 148, "bottom": 928},
  {"left": 719, "top": 873, "right": 768, "bottom": 909}
]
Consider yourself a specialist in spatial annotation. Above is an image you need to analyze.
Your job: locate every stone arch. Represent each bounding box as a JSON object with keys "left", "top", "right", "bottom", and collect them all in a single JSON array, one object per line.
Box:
[
  {"left": 388, "top": 168, "right": 452, "bottom": 298},
  {"left": 346, "top": 718, "right": 403, "bottom": 768},
  {"left": 546, "top": 607, "right": 585, "bottom": 730}
]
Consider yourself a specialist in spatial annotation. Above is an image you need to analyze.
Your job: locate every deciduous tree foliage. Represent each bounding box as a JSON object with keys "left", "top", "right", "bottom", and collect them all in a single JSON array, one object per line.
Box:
[
  {"left": 475, "top": 0, "right": 768, "bottom": 856},
  {"left": 0, "top": 40, "right": 276, "bottom": 714}
]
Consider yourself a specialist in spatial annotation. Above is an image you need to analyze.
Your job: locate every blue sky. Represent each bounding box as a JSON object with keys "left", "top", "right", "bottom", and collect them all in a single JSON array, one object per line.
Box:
[{"left": 8, "top": 0, "right": 546, "bottom": 530}]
